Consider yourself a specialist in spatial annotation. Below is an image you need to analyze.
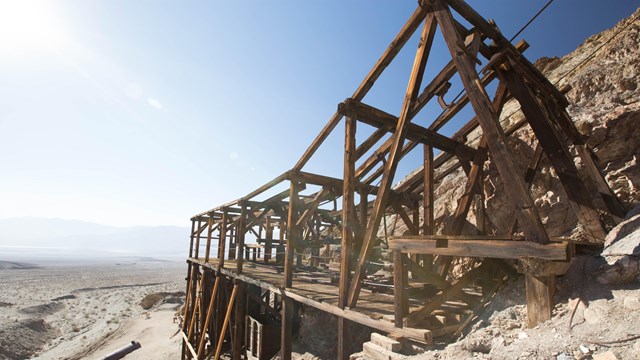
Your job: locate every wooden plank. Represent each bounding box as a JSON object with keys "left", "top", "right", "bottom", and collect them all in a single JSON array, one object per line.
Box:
[
  {"left": 214, "top": 284, "right": 238, "bottom": 360},
  {"left": 296, "top": 187, "right": 331, "bottom": 227},
  {"left": 389, "top": 237, "right": 568, "bottom": 261},
  {"left": 391, "top": 202, "right": 419, "bottom": 235},
  {"left": 348, "top": 12, "right": 437, "bottom": 308},
  {"left": 432, "top": 0, "right": 550, "bottom": 245}
]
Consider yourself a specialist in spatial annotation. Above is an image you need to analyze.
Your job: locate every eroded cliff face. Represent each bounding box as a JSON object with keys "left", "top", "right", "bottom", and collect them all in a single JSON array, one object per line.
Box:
[{"left": 388, "top": 8, "right": 640, "bottom": 242}]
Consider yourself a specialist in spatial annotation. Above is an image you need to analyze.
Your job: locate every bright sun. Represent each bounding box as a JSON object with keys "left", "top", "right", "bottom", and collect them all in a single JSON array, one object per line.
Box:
[{"left": 0, "top": 0, "right": 69, "bottom": 56}]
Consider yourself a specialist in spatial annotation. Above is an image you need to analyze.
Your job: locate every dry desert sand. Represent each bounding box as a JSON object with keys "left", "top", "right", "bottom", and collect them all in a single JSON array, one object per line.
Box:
[{"left": 0, "top": 258, "right": 186, "bottom": 360}]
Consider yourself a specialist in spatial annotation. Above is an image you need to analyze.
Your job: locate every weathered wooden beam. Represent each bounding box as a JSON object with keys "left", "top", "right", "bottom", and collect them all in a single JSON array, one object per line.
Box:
[
  {"left": 296, "top": 187, "right": 333, "bottom": 227},
  {"left": 403, "top": 263, "right": 484, "bottom": 327},
  {"left": 214, "top": 284, "right": 238, "bottom": 360},
  {"left": 197, "top": 274, "right": 221, "bottom": 358},
  {"left": 389, "top": 237, "right": 569, "bottom": 261},
  {"left": 236, "top": 203, "right": 247, "bottom": 273},
  {"left": 393, "top": 251, "right": 409, "bottom": 327},
  {"left": 355, "top": 128, "right": 388, "bottom": 160},
  {"left": 348, "top": 12, "right": 437, "bottom": 308},
  {"left": 284, "top": 180, "right": 301, "bottom": 288},
  {"left": 433, "top": 0, "right": 549, "bottom": 245},
  {"left": 340, "top": 114, "right": 357, "bottom": 309},
  {"left": 218, "top": 209, "right": 228, "bottom": 269},
  {"left": 340, "top": 98, "right": 476, "bottom": 158},
  {"left": 500, "top": 65, "right": 606, "bottom": 241},
  {"left": 280, "top": 296, "right": 293, "bottom": 360}
]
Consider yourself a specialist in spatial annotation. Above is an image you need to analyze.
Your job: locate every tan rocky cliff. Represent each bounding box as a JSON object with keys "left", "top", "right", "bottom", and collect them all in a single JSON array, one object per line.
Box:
[{"left": 387, "top": 8, "right": 640, "bottom": 242}]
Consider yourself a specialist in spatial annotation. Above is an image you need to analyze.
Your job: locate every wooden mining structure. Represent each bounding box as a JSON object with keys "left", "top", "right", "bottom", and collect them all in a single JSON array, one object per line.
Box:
[{"left": 180, "top": 1, "right": 626, "bottom": 359}]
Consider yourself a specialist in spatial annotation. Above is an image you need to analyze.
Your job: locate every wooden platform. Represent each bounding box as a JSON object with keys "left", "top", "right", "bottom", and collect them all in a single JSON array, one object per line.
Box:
[{"left": 189, "top": 257, "right": 434, "bottom": 344}]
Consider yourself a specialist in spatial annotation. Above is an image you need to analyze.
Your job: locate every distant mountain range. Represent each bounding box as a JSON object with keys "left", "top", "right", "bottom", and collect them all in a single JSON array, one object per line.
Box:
[{"left": 0, "top": 217, "right": 189, "bottom": 259}]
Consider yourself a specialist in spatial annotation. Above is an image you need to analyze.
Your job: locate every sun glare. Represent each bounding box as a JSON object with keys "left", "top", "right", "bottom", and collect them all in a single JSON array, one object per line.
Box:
[{"left": 0, "top": 0, "right": 69, "bottom": 56}]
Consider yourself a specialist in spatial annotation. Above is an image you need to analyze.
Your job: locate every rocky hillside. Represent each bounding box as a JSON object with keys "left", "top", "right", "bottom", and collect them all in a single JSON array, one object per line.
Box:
[{"left": 386, "top": 8, "right": 640, "bottom": 244}]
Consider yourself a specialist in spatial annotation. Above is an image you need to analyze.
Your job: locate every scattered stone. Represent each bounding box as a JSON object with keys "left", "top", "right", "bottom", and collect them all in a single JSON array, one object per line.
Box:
[
  {"left": 623, "top": 296, "right": 640, "bottom": 310},
  {"left": 556, "top": 353, "right": 573, "bottom": 360},
  {"left": 593, "top": 351, "right": 618, "bottom": 360},
  {"left": 634, "top": 340, "right": 640, "bottom": 353},
  {"left": 518, "top": 332, "right": 528, "bottom": 339},
  {"left": 579, "top": 344, "right": 590, "bottom": 354}
]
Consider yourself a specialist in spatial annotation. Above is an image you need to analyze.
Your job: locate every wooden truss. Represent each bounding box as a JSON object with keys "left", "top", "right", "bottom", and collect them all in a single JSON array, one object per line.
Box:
[{"left": 181, "top": 1, "right": 625, "bottom": 359}]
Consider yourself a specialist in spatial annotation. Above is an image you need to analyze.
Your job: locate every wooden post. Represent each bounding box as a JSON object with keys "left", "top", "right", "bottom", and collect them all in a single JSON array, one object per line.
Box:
[
  {"left": 205, "top": 217, "right": 214, "bottom": 262},
  {"left": 194, "top": 220, "right": 202, "bottom": 259},
  {"left": 525, "top": 275, "right": 555, "bottom": 328},
  {"left": 236, "top": 203, "right": 247, "bottom": 273},
  {"left": 394, "top": 250, "right": 407, "bottom": 328},
  {"left": 348, "top": 11, "right": 437, "bottom": 308},
  {"left": 214, "top": 284, "right": 238, "bottom": 360},
  {"left": 422, "top": 144, "right": 434, "bottom": 271},
  {"left": 339, "top": 111, "right": 357, "bottom": 360},
  {"left": 197, "top": 274, "right": 221, "bottom": 358},
  {"left": 232, "top": 283, "right": 246, "bottom": 360},
  {"left": 265, "top": 216, "right": 273, "bottom": 263},
  {"left": 284, "top": 180, "right": 301, "bottom": 288},
  {"left": 280, "top": 296, "right": 293, "bottom": 360},
  {"left": 219, "top": 209, "right": 228, "bottom": 269},
  {"left": 189, "top": 220, "right": 196, "bottom": 258}
]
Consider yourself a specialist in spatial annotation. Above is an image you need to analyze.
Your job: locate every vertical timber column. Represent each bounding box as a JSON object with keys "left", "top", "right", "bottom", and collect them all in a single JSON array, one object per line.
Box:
[
  {"left": 281, "top": 295, "right": 293, "bottom": 360},
  {"left": 265, "top": 216, "right": 273, "bottom": 263},
  {"left": 422, "top": 145, "right": 434, "bottom": 271},
  {"left": 205, "top": 216, "right": 214, "bottom": 262},
  {"left": 431, "top": 0, "right": 552, "bottom": 326},
  {"left": 348, "top": 11, "right": 436, "bottom": 307},
  {"left": 189, "top": 220, "right": 196, "bottom": 258},
  {"left": 393, "top": 250, "right": 408, "bottom": 327},
  {"left": 284, "top": 179, "right": 301, "bottom": 288},
  {"left": 219, "top": 209, "right": 228, "bottom": 269},
  {"left": 339, "top": 112, "right": 357, "bottom": 360},
  {"left": 236, "top": 202, "right": 247, "bottom": 273},
  {"left": 232, "top": 282, "right": 246, "bottom": 360},
  {"left": 194, "top": 219, "right": 202, "bottom": 259}
]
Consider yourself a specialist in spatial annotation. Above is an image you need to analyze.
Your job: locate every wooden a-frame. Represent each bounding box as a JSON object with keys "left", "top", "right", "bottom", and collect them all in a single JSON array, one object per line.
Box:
[{"left": 181, "top": 1, "right": 625, "bottom": 359}]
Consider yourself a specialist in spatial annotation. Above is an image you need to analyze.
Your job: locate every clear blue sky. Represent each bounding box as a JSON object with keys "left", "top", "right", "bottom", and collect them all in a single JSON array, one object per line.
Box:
[{"left": 0, "top": 0, "right": 637, "bottom": 226}]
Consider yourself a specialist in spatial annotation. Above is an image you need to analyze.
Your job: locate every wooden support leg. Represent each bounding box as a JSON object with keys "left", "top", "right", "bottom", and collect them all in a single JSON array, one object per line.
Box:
[
  {"left": 525, "top": 275, "right": 554, "bottom": 328},
  {"left": 394, "top": 250, "right": 408, "bottom": 328},
  {"left": 214, "top": 284, "right": 238, "bottom": 360},
  {"left": 280, "top": 296, "right": 293, "bottom": 360},
  {"left": 232, "top": 283, "right": 246, "bottom": 360},
  {"left": 197, "top": 275, "right": 221, "bottom": 357},
  {"left": 338, "top": 317, "right": 351, "bottom": 360}
]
